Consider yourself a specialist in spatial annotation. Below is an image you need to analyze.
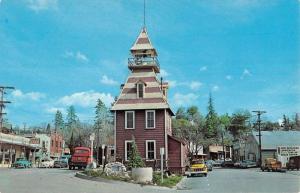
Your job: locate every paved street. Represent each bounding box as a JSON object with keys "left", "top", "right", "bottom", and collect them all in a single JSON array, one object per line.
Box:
[{"left": 0, "top": 168, "right": 299, "bottom": 193}]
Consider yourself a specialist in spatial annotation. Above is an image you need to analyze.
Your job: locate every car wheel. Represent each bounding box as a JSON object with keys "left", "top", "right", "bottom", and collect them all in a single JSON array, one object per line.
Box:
[{"left": 204, "top": 174, "right": 207, "bottom": 177}]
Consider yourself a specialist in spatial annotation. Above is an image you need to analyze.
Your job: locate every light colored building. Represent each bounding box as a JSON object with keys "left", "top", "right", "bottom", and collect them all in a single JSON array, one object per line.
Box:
[
  {"left": 0, "top": 132, "right": 39, "bottom": 167},
  {"left": 233, "top": 131, "right": 300, "bottom": 166},
  {"left": 25, "top": 133, "right": 51, "bottom": 161}
]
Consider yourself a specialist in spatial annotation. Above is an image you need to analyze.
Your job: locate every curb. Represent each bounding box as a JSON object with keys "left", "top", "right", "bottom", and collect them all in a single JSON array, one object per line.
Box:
[
  {"left": 75, "top": 172, "right": 114, "bottom": 183},
  {"left": 176, "top": 176, "right": 189, "bottom": 190}
]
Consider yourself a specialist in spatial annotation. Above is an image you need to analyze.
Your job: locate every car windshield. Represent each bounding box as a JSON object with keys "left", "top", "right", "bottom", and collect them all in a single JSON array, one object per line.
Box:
[
  {"left": 192, "top": 160, "right": 204, "bottom": 164},
  {"left": 75, "top": 149, "right": 89, "bottom": 154}
]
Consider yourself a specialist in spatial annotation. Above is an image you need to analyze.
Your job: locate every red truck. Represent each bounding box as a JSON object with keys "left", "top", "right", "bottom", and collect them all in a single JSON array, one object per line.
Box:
[{"left": 69, "top": 147, "right": 92, "bottom": 170}]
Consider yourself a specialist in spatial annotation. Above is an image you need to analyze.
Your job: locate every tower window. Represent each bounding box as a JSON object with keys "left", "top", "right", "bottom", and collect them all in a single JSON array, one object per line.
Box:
[
  {"left": 137, "top": 83, "right": 144, "bottom": 98},
  {"left": 146, "top": 110, "right": 155, "bottom": 129},
  {"left": 125, "top": 111, "right": 135, "bottom": 129}
]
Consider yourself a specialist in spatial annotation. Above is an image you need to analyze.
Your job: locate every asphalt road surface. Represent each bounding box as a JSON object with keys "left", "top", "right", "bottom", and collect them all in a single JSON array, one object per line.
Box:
[{"left": 0, "top": 167, "right": 299, "bottom": 193}]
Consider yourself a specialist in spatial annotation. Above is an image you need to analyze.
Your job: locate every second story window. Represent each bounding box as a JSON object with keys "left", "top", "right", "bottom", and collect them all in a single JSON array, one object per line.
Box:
[
  {"left": 146, "top": 110, "right": 155, "bottom": 128},
  {"left": 137, "top": 83, "right": 144, "bottom": 98},
  {"left": 125, "top": 111, "right": 135, "bottom": 129}
]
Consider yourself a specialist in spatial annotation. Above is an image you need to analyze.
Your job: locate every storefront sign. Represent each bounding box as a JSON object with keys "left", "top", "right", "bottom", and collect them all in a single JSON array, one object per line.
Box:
[{"left": 277, "top": 146, "right": 300, "bottom": 157}]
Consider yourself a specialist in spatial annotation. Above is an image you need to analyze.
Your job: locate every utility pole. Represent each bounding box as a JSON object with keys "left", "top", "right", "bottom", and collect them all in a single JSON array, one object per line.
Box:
[
  {"left": 252, "top": 110, "right": 266, "bottom": 167},
  {"left": 0, "top": 86, "right": 15, "bottom": 132}
]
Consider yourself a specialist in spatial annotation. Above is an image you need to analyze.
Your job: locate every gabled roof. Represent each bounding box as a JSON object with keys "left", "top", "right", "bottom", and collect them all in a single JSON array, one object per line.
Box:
[
  {"left": 252, "top": 131, "right": 300, "bottom": 150},
  {"left": 130, "top": 27, "right": 157, "bottom": 55}
]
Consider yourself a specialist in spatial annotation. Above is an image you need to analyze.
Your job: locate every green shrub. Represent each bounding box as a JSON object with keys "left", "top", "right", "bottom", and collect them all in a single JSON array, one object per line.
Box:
[{"left": 128, "top": 141, "right": 145, "bottom": 169}]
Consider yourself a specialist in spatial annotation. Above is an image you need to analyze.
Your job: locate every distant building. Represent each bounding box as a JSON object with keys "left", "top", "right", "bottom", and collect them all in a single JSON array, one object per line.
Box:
[
  {"left": 0, "top": 132, "right": 38, "bottom": 167},
  {"left": 50, "top": 132, "right": 64, "bottom": 159},
  {"left": 209, "top": 145, "right": 232, "bottom": 160},
  {"left": 233, "top": 131, "right": 300, "bottom": 166},
  {"left": 111, "top": 27, "right": 188, "bottom": 173},
  {"left": 25, "top": 133, "right": 51, "bottom": 161}
]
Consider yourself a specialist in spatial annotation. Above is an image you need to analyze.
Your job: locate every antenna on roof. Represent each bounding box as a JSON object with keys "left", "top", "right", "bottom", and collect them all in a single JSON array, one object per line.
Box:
[{"left": 143, "top": 0, "right": 146, "bottom": 27}]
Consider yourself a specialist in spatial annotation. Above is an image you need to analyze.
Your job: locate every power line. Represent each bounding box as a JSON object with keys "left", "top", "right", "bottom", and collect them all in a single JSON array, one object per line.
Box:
[
  {"left": 0, "top": 86, "right": 15, "bottom": 132},
  {"left": 252, "top": 110, "right": 266, "bottom": 167}
]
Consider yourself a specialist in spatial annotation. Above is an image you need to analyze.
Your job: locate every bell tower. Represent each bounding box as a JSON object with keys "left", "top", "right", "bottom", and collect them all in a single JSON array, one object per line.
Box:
[{"left": 128, "top": 27, "right": 160, "bottom": 73}]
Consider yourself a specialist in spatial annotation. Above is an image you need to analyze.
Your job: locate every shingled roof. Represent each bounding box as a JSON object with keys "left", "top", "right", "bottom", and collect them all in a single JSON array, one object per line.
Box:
[
  {"left": 111, "top": 69, "right": 172, "bottom": 113},
  {"left": 130, "top": 27, "right": 157, "bottom": 56}
]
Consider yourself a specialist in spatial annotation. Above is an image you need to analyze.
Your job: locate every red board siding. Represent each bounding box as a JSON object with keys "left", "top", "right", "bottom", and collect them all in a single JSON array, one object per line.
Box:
[
  {"left": 117, "top": 98, "right": 164, "bottom": 104},
  {"left": 127, "top": 77, "right": 156, "bottom": 83},
  {"left": 115, "top": 110, "right": 165, "bottom": 162},
  {"left": 122, "top": 87, "right": 161, "bottom": 94},
  {"left": 168, "top": 137, "right": 181, "bottom": 168}
]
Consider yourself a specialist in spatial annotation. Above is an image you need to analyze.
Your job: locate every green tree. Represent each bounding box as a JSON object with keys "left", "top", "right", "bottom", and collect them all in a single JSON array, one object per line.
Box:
[
  {"left": 228, "top": 110, "right": 251, "bottom": 139},
  {"left": 176, "top": 107, "right": 187, "bottom": 119},
  {"left": 46, "top": 123, "right": 51, "bottom": 134},
  {"left": 66, "top": 106, "right": 79, "bottom": 133},
  {"left": 205, "top": 93, "right": 219, "bottom": 138},
  {"left": 128, "top": 140, "right": 145, "bottom": 169},
  {"left": 282, "top": 114, "right": 290, "bottom": 131},
  {"left": 54, "top": 110, "right": 64, "bottom": 132},
  {"left": 69, "top": 131, "right": 75, "bottom": 154},
  {"left": 94, "top": 99, "right": 108, "bottom": 146}
]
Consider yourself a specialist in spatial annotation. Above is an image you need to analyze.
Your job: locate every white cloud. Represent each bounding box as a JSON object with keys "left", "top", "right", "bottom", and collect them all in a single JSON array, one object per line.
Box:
[
  {"left": 160, "top": 69, "right": 169, "bottom": 77},
  {"left": 226, "top": 75, "right": 232, "bottom": 80},
  {"left": 45, "top": 107, "right": 65, "bottom": 114},
  {"left": 241, "top": 69, "right": 252, "bottom": 79},
  {"left": 11, "top": 89, "right": 46, "bottom": 101},
  {"left": 100, "top": 75, "right": 118, "bottom": 86},
  {"left": 212, "top": 85, "right": 219, "bottom": 91},
  {"left": 190, "top": 81, "right": 203, "bottom": 90},
  {"left": 58, "top": 91, "right": 114, "bottom": 107},
  {"left": 64, "top": 51, "right": 89, "bottom": 62},
  {"left": 200, "top": 66, "right": 207, "bottom": 71},
  {"left": 26, "top": 0, "right": 58, "bottom": 11},
  {"left": 167, "top": 80, "right": 177, "bottom": 87},
  {"left": 173, "top": 93, "right": 198, "bottom": 106}
]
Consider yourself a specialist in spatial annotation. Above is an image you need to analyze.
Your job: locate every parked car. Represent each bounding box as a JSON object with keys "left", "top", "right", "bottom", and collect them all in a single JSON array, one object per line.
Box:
[
  {"left": 60, "top": 155, "right": 71, "bottom": 165},
  {"left": 240, "top": 160, "right": 257, "bottom": 168},
  {"left": 213, "top": 159, "right": 223, "bottom": 167},
  {"left": 69, "top": 147, "right": 92, "bottom": 170},
  {"left": 13, "top": 158, "right": 32, "bottom": 168},
  {"left": 234, "top": 161, "right": 242, "bottom": 168},
  {"left": 205, "top": 160, "right": 214, "bottom": 171},
  {"left": 221, "top": 160, "right": 234, "bottom": 168},
  {"left": 39, "top": 158, "right": 55, "bottom": 168},
  {"left": 286, "top": 156, "right": 300, "bottom": 170},
  {"left": 54, "top": 160, "right": 68, "bottom": 168},
  {"left": 185, "top": 159, "right": 208, "bottom": 177}
]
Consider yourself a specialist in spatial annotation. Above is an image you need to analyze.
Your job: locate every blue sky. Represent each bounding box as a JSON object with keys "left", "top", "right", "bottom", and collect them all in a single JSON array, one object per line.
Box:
[{"left": 0, "top": 0, "right": 299, "bottom": 127}]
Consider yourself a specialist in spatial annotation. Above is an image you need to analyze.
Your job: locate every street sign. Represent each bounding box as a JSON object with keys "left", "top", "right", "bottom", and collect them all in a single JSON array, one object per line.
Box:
[
  {"left": 160, "top": 147, "right": 165, "bottom": 155},
  {"left": 89, "top": 133, "right": 95, "bottom": 141}
]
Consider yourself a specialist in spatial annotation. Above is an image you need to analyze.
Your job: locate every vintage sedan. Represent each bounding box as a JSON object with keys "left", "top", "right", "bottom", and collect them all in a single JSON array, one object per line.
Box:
[
  {"left": 39, "top": 158, "right": 55, "bottom": 168},
  {"left": 185, "top": 159, "right": 208, "bottom": 177},
  {"left": 13, "top": 158, "right": 32, "bottom": 168}
]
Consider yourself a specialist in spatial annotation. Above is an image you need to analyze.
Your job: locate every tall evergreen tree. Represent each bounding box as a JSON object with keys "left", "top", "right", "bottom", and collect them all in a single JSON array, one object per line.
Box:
[
  {"left": 94, "top": 99, "right": 108, "bottom": 147},
  {"left": 46, "top": 123, "right": 51, "bottom": 134},
  {"left": 205, "top": 93, "right": 219, "bottom": 138},
  {"left": 54, "top": 110, "right": 64, "bottom": 132},
  {"left": 66, "top": 106, "right": 78, "bottom": 133}
]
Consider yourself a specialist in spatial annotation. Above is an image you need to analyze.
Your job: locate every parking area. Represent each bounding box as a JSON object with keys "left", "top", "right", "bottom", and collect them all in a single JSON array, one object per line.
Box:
[{"left": 0, "top": 167, "right": 299, "bottom": 193}]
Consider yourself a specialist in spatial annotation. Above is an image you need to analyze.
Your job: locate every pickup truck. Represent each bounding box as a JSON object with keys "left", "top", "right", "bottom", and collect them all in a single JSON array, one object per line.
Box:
[
  {"left": 261, "top": 158, "right": 284, "bottom": 172},
  {"left": 69, "top": 147, "right": 91, "bottom": 170}
]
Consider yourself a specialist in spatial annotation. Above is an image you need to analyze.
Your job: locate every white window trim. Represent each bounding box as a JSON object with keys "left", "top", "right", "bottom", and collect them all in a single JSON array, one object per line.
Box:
[
  {"left": 146, "top": 140, "right": 156, "bottom": 160},
  {"left": 125, "top": 111, "right": 135, "bottom": 129},
  {"left": 137, "top": 83, "right": 145, "bottom": 98},
  {"left": 145, "top": 110, "right": 155, "bottom": 129},
  {"left": 125, "top": 140, "right": 134, "bottom": 161}
]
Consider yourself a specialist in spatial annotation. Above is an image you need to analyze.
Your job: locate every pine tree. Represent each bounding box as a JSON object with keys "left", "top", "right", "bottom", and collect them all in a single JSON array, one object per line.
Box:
[
  {"left": 46, "top": 123, "right": 51, "bottom": 134},
  {"left": 128, "top": 140, "right": 145, "bottom": 169},
  {"left": 54, "top": 110, "right": 64, "bottom": 132},
  {"left": 66, "top": 106, "right": 78, "bottom": 133},
  {"left": 205, "top": 93, "right": 219, "bottom": 138},
  {"left": 94, "top": 99, "right": 108, "bottom": 148},
  {"left": 69, "top": 131, "right": 75, "bottom": 154}
]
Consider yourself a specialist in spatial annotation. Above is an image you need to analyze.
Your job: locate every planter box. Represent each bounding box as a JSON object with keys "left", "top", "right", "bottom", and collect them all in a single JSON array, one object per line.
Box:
[{"left": 132, "top": 167, "right": 153, "bottom": 183}]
